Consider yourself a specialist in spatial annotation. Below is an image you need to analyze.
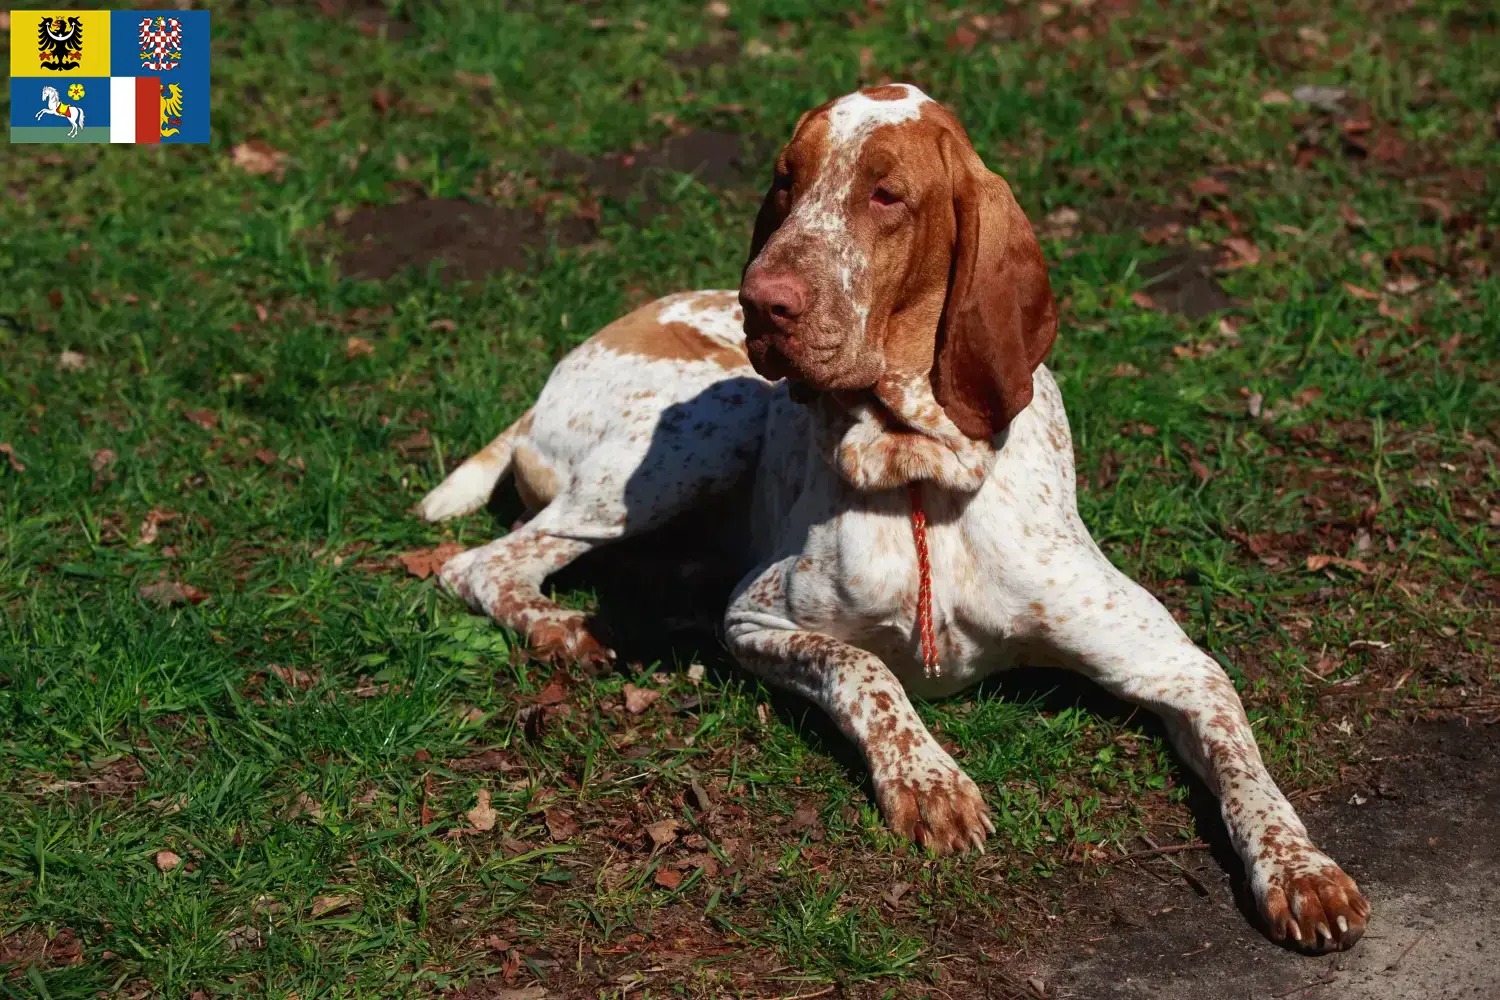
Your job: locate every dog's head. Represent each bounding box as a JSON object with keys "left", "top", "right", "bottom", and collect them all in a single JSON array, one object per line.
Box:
[{"left": 739, "top": 84, "right": 1056, "bottom": 440}]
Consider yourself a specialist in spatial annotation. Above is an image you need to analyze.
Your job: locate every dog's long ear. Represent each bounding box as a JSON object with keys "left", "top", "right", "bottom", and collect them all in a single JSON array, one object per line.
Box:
[{"left": 932, "top": 147, "right": 1057, "bottom": 440}]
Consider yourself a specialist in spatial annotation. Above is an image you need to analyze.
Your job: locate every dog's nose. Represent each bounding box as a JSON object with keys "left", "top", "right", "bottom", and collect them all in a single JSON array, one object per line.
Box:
[{"left": 740, "top": 271, "right": 809, "bottom": 328}]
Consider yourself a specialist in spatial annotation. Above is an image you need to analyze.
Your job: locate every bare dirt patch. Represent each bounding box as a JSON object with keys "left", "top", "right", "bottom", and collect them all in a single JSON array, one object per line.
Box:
[
  {"left": 1040, "top": 720, "right": 1500, "bottom": 999},
  {"left": 335, "top": 200, "right": 597, "bottom": 282},
  {"left": 1138, "top": 248, "right": 1233, "bottom": 319},
  {"left": 548, "top": 129, "right": 763, "bottom": 202}
]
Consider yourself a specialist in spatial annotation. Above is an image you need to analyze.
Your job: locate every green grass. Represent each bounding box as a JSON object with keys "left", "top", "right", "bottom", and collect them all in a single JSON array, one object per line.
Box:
[{"left": 1, "top": 0, "right": 1497, "bottom": 996}]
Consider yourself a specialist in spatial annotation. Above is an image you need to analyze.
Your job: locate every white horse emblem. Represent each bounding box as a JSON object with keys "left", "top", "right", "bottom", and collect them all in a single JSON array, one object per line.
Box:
[{"left": 36, "top": 85, "right": 85, "bottom": 138}]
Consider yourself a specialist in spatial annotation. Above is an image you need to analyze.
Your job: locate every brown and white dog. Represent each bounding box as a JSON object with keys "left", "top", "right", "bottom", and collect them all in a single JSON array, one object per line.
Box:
[{"left": 418, "top": 85, "right": 1370, "bottom": 952}]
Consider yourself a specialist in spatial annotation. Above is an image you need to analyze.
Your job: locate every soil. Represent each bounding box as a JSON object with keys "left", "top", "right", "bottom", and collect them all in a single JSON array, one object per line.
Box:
[
  {"left": 1137, "top": 247, "right": 1233, "bottom": 319},
  {"left": 547, "top": 129, "right": 764, "bottom": 202},
  {"left": 1036, "top": 719, "right": 1500, "bottom": 1000},
  {"left": 335, "top": 200, "right": 597, "bottom": 283}
]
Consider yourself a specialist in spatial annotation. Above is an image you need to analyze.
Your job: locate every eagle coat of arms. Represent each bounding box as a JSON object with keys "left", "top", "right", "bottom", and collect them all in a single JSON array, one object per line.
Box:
[
  {"left": 138, "top": 16, "right": 184, "bottom": 72},
  {"left": 37, "top": 16, "right": 84, "bottom": 71}
]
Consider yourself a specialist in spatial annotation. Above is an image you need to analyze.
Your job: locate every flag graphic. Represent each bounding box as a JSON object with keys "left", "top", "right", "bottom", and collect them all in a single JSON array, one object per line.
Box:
[
  {"left": 110, "top": 76, "right": 161, "bottom": 144},
  {"left": 9, "top": 10, "right": 209, "bottom": 144}
]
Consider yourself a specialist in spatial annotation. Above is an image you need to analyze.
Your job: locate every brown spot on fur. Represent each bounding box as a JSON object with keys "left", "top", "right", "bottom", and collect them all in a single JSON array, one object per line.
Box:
[
  {"left": 593, "top": 300, "right": 749, "bottom": 370},
  {"left": 513, "top": 443, "right": 560, "bottom": 511},
  {"left": 861, "top": 84, "right": 912, "bottom": 102}
]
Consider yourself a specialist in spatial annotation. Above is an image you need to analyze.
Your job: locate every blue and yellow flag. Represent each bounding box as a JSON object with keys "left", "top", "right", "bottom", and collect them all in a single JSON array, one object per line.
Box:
[{"left": 9, "top": 10, "right": 210, "bottom": 144}]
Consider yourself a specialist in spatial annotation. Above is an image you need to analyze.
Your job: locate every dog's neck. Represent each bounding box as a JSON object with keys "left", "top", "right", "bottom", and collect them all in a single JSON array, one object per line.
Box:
[{"left": 802, "top": 373, "right": 997, "bottom": 493}]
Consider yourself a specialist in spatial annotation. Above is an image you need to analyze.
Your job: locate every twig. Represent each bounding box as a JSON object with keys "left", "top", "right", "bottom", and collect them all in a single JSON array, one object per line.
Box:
[
  {"left": 1385, "top": 928, "right": 1430, "bottom": 972},
  {"left": 1273, "top": 973, "right": 1339, "bottom": 998},
  {"left": 1112, "top": 841, "right": 1208, "bottom": 862}
]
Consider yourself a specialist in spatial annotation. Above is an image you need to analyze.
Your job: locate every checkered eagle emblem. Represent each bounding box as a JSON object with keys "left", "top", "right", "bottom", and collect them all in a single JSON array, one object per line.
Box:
[{"left": 138, "top": 16, "right": 183, "bottom": 72}]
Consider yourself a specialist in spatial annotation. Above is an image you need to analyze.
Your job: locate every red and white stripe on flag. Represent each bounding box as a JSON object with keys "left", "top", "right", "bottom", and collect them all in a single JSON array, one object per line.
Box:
[{"left": 110, "top": 77, "right": 162, "bottom": 144}]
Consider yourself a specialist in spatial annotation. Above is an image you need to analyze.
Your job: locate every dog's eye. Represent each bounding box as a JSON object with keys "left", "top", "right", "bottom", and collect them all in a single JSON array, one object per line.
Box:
[{"left": 870, "top": 186, "right": 900, "bottom": 207}]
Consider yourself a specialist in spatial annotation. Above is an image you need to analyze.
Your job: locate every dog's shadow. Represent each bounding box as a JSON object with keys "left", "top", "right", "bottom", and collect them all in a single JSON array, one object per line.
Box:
[{"left": 525, "top": 503, "right": 1261, "bottom": 934}]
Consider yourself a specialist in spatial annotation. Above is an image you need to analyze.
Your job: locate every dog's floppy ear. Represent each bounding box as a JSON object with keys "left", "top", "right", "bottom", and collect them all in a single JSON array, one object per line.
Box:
[{"left": 932, "top": 148, "right": 1057, "bottom": 440}]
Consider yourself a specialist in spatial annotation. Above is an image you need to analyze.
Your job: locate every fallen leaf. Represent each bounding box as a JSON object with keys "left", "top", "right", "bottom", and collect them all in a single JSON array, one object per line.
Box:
[
  {"left": 544, "top": 807, "right": 578, "bottom": 841},
  {"left": 56, "top": 350, "right": 89, "bottom": 372},
  {"left": 1292, "top": 84, "right": 1347, "bottom": 112},
  {"left": 1260, "top": 89, "right": 1291, "bottom": 105},
  {"left": 1142, "top": 222, "right": 1182, "bottom": 245},
  {"left": 255, "top": 448, "right": 279, "bottom": 466},
  {"left": 230, "top": 140, "right": 288, "bottom": 179},
  {"left": 269, "top": 664, "right": 319, "bottom": 691},
  {"left": 225, "top": 925, "right": 264, "bottom": 952},
  {"left": 1189, "top": 459, "right": 1212, "bottom": 484},
  {"left": 645, "top": 818, "right": 680, "bottom": 848},
  {"left": 1130, "top": 291, "right": 1158, "bottom": 310},
  {"left": 791, "top": 802, "right": 821, "bottom": 831},
  {"left": 453, "top": 69, "right": 495, "bottom": 89},
  {"left": 371, "top": 87, "right": 393, "bottom": 114},
  {"left": 345, "top": 336, "right": 375, "bottom": 359},
  {"left": 1220, "top": 237, "right": 1262, "bottom": 267},
  {"left": 1342, "top": 282, "right": 1380, "bottom": 301},
  {"left": 0, "top": 443, "right": 25, "bottom": 473},
  {"left": 183, "top": 408, "right": 217, "bottom": 431},
  {"left": 155, "top": 850, "right": 181, "bottom": 872},
  {"left": 1384, "top": 275, "right": 1422, "bottom": 297},
  {"left": 1190, "top": 176, "right": 1230, "bottom": 198},
  {"left": 398, "top": 542, "right": 464, "bottom": 580},
  {"left": 687, "top": 663, "right": 706, "bottom": 684},
  {"left": 91, "top": 449, "right": 117, "bottom": 474},
  {"left": 393, "top": 428, "right": 431, "bottom": 456},
  {"left": 654, "top": 868, "right": 683, "bottom": 890},
  {"left": 705, "top": 0, "right": 730, "bottom": 17},
  {"left": 287, "top": 792, "right": 324, "bottom": 822},
  {"left": 429, "top": 318, "right": 457, "bottom": 333},
  {"left": 622, "top": 684, "right": 660, "bottom": 714},
  {"left": 310, "top": 895, "right": 355, "bottom": 918},
  {"left": 1109, "top": 362, "right": 1142, "bottom": 377},
  {"left": 467, "top": 788, "right": 498, "bottom": 832},
  {"left": 139, "top": 580, "right": 209, "bottom": 606}
]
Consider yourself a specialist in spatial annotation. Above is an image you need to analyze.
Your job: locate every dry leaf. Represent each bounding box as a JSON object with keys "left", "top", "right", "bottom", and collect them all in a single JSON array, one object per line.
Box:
[
  {"left": 57, "top": 350, "right": 89, "bottom": 372},
  {"left": 1142, "top": 222, "right": 1182, "bottom": 245},
  {"left": 393, "top": 428, "right": 431, "bottom": 456},
  {"left": 1190, "top": 176, "right": 1230, "bottom": 198},
  {"left": 533, "top": 680, "right": 569, "bottom": 706},
  {"left": 1189, "top": 458, "right": 1212, "bottom": 484},
  {"left": 1109, "top": 362, "right": 1142, "bottom": 377},
  {"left": 255, "top": 448, "right": 279, "bottom": 466},
  {"left": 1339, "top": 203, "right": 1366, "bottom": 229},
  {"left": 1306, "top": 554, "right": 1333, "bottom": 572},
  {"left": 398, "top": 542, "right": 464, "bottom": 580},
  {"left": 310, "top": 895, "right": 355, "bottom": 918},
  {"left": 428, "top": 318, "right": 457, "bottom": 332},
  {"left": 155, "top": 850, "right": 181, "bottom": 872},
  {"left": 1260, "top": 89, "right": 1291, "bottom": 105},
  {"left": 1220, "top": 237, "right": 1262, "bottom": 267},
  {"left": 645, "top": 818, "right": 680, "bottom": 848},
  {"left": 1384, "top": 275, "right": 1422, "bottom": 297},
  {"left": 139, "top": 580, "right": 209, "bottom": 606},
  {"left": 1342, "top": 282, "right": 1380, "bottom": 301},
  {"left": 287, "top": 792, "right": 324, "bottom": 821},
  {"left": 0, "top": 443, "right": 25, "bottom": 473},
  {"left": 687, "top": 663, "right": 706, "bottom": 684},
  {"left": 183, "top": 408, "right": 217, "bottom": 431},
  {"left": 269, "top": 664, "right": 319, "bottom": 691},
  {"left": 467, "top": 788, "right": 498, "bottom": 832},
  {"left": 345, "top": 336, "right": 375, "bottom": 359},
  {"left": 453, "top": 70, "right": 495, "bottom": 89},
  {"left": 225, "top": 925, "right": 264, "bottom": 952},
  {"left": 544, "top": 807, "right": 578, "bottom": 841},
  {"left": 622, "top": 684, "right": 660, "bottom": 715},
  {"left": 704, "top": 0, "right": 730, "bottom": 17},
  {"left": 1130, "top": 291, "right": 1157, "bottom": 310},
  {"left": 654, "top": 867, "right": 683, "bottom": 890},
  {"left": 230, "top": 140, "right": 288, "bottom": 179},
  {"left": 91, "top": 449, "right": 117, "bottom": 473}
]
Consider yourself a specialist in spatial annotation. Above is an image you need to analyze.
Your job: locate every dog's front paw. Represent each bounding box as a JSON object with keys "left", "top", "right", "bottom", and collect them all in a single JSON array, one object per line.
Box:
[
  {"left": 874, "top": 757, "right": 994, "bottom": 856},
  {"left": 1257, "top": 851, "right": 1370, "bottom": 952},
  {"left": 527, "top": 614, "right": 615, "bottom": 667}
]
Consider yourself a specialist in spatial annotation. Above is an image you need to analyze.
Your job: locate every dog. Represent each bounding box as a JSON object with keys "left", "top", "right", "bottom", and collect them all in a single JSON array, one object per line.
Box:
[{"left": 418, "top": 84, "right": 1369, "bottom": 952}]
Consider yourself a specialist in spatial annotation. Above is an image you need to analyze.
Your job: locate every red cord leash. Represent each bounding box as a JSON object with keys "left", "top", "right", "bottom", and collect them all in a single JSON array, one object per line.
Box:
[{"left": 907, "top": 482, "right": 940, "bottom": 678}]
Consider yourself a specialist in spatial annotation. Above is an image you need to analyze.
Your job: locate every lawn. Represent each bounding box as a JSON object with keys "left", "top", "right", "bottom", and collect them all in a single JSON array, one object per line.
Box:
[{"left": 1, "top": 1, "right": 1496, "bottom": 997}]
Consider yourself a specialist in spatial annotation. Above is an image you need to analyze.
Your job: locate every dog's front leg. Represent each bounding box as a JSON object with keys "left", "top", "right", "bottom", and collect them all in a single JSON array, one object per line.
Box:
[
  {"left": 725, "top": 558, "right": 993, "bottom": 854},
  {"left": 1032, "top": 552, "right": 1371, "bottom": 951}
]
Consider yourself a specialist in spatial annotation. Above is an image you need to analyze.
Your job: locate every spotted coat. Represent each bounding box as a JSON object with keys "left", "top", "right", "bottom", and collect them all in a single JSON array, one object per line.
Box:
[{"left": 419, "top": 85, "right": 1369, "bottom": 953}]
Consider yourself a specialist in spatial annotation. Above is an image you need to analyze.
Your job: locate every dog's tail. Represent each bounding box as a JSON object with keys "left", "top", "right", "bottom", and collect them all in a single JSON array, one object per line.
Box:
[{"left": 416, "top": 409, "right": 531, "bottom": 522}]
